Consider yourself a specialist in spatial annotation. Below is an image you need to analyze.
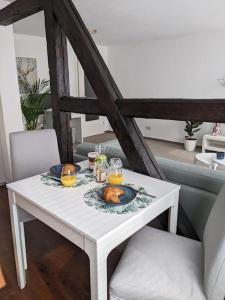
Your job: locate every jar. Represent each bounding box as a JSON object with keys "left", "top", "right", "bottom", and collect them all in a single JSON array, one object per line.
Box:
[
  {"left": 108, "top": 158, "right": 124, "bottom": 185},
  {"left": 94, "top": 154, "right": 107, "bottom": 176},
  {"left": 88, "top": 152, "right": 98, "bottom": 171},
  {"left": 95, "top": 154, "right": 108, "bottom": 183}
]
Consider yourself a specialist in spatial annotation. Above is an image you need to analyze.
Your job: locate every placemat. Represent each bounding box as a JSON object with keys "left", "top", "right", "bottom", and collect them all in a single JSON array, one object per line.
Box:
[
  {"left": 84, "top": 184, "right": 153, "bottom": 214},
  {"left": 41, "top": 168, "right": 95, "bottom": 188}
]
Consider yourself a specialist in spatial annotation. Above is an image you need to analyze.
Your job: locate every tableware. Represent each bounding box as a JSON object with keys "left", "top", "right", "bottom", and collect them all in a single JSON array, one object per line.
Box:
[
  {"left": 50, "top": 164, "right": 81, "bottom": 178},
  {"left": 131, "top": 188, "right": 156, "bottom": 199},
  {"left": 94, "top": 154, "right": 108, "bottom": 182},
  {"left": 42, "top": 174, "right": 61, "bottom": 183},
  {"left": 95, "top": 144, "right": 105, "bottom": 154},
  {"left": 61, "top": 166, "right": 77, "bottom": 187},
  {"left": 96, "top": 185, "right": 136, "bottom": 205},
  {"left": 108, "top": 158, "right": 124, "bottom": 185},
  {"left": 217, "top": 152, "right": 225, "bottom": 160},
  {"left": 88, "top": 152, "right": 98, "bottom": 170}
]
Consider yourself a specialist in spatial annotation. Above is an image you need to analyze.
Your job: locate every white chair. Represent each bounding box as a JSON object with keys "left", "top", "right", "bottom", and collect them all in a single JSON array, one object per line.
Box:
[
  {"left": 10, "top": 129, "right": 60, "bottom": 181},
  {"left": 110, "top": 184, "right": 225, "bottom": 300},
  {"left": 9, "top": 129, "right": 60, "bottom": 268}
]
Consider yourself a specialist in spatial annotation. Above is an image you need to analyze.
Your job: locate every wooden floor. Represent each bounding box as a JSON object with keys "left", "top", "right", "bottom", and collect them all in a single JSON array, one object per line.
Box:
[{"left": 0, "top": 186, "right": 122, "bottom": 299}]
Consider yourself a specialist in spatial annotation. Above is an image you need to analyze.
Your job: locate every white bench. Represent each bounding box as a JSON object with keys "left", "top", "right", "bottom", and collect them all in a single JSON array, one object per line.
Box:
[{"left": 202, "top": 134, "right": 225, "bottom": 153}]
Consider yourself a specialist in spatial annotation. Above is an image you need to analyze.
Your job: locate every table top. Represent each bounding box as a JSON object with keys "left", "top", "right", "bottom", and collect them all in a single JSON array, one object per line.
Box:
[
  {"left": 196, "top": 152, "right": 216, "bottom": 165},
  {"left": 196, "top": 152, "right": 225, "bottom": 166},
  {"left": 7, "top": 161, "right": 179, "bottom": 242}
]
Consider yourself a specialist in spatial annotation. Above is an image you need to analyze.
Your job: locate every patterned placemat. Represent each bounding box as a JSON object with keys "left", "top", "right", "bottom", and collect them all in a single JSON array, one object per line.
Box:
[
  {"left": 84, "top": 184, "right": 153, "bottom": 214},
  {"left": 41, "top": 168, "right": 95, "bottom": 188}
]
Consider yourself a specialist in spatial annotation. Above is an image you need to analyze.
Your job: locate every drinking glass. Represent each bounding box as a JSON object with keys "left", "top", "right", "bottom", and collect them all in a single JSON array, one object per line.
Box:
[
  {"left": 108, "top": 158, "right": 124, "bottom": 185},
  {"left": 61, "top": 166, "right": 77, "bottom": 187},
  {"left": 95, "top": 144, "right": 105, "bottom": 155}
]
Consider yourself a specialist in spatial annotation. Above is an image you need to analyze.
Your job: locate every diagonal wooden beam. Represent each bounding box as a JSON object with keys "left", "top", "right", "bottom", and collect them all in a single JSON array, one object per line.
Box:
[
  {"left": 44, "top": 2, "right": 73, "bottom": 163},
  {"left": 52, "top": 0, "right": 165, "bottom": 179},
  {"left": 116, "top": 98, "right": 225, "bottom": 122},
  {"left": 0, "top": 0, "right": 42, "bottom": 25}
]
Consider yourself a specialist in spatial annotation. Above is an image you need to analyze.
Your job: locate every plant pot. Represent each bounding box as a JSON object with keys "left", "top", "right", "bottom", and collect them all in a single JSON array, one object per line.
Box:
[{"left": 184, "top": 139, "right": 197, "bottom": 152}]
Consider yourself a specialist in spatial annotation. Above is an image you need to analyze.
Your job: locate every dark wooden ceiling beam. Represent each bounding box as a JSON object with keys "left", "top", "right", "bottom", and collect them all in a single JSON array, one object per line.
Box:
[
  {"left": 0, "top": 0, "right": 42, "bottom": 25},
  {"left": 60, "top": 97, "right": 104, "bottom": 115},
  {"left": 116, "top": 99, "right": 225, "bottom": 122},
  {"left": 60, "top": 97, "right": 225, "bottom": 122}
]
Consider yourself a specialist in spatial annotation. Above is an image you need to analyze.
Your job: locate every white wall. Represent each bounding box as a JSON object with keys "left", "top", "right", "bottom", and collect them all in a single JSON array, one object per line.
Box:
[
  {"left": 107, "top": 32, "right": 225, "bottom": 143},
  {"left": 0, "top": 26, "right": 24, "bottom": 183},
  {"left": 14, "top": 34, "right": 77, "bottom": 96},
  {"left": 14, "top": 34, "right": 109, "bottom": 137}
]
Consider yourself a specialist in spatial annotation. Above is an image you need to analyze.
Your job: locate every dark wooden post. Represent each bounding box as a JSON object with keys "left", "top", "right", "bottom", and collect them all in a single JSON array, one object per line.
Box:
[{"left": 44, "top": 2, "right": 73, "bottom": 163}]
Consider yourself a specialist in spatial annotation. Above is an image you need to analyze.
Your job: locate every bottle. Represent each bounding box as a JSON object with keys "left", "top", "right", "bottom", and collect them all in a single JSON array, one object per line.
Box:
[{"left": 94, "top": 154, "right": 108, "bottom": 183}]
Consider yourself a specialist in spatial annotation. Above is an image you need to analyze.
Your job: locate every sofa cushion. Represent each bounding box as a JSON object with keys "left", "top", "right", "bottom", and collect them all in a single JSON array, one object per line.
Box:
[
  {"left": 73, "top": 153, "right": 87, "bottom": 163},
  {"left": 110, "top": 226, "right": 205, "bottom": 300},
  {"left": 157, "top": 156, "right": 225, "bottom": 196},
  {"left": 102, "top": 140, "right": 225, "bottom": 195},
  {"left": 178, "top": 184, "right": 216, "bottom": 241},
  {"left": 75, "top": 142, "right": 225, "bottom": 195}
]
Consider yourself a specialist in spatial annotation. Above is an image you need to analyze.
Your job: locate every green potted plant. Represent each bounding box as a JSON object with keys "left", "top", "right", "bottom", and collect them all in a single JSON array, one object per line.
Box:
[
  {"left": 184, "top": 121, "right": 203, "bottom": 151},
  {"left": 20, "top": 78, "right": 50, "bottom": 130}
]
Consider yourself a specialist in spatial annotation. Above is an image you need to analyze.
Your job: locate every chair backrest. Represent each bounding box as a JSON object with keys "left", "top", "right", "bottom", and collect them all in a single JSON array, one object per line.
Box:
[
  {"left": 10, "top": 129, "right": 60, "bottom": 181},
  {"left": 203, "top": 183, "right": 225, "bottom": 300}
]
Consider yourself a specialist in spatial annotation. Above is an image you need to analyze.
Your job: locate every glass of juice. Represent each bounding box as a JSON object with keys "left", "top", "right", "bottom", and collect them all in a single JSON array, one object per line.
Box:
[
  {"left": 61, "top": 166, "right": 77, "bottom": 187},
  {"left": 108, "top": 158, "right": 124, "bottom": 185}
]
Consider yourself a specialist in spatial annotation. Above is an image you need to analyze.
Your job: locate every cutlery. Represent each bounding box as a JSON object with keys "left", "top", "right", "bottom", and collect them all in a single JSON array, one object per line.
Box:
[
  {"left": 42, "top": 174, "right": 61, "bottom": 183},
  {"left": 133, "top": 188, "right": 156, "bottom": 199},
  {"left": 106, "top": 183, "right": 156, "bottom": 199}
]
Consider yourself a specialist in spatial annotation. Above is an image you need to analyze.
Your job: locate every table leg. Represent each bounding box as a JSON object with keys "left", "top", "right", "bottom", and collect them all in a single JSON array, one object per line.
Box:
[
  {"left": 168, "top": 190, "right": 179, "bottom": 234},
  {"left": 85, "top": 239, "right": 108, "bottom": 300},
  {"left": 19, "top": 221, "right": 27, "bottom": 270},
  {"left": 209, "top": 162, "right": 218, "bottom": 171},
  {"left": 8, "top": 191, "right": 26, "bottom": 289}
]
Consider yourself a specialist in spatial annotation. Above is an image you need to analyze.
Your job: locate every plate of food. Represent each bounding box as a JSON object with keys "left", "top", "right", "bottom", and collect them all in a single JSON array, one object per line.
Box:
[
  {"left": 97, "top": 185, "right": 137, "bottom": 205},
  {"left": 50, "top": 163, "right": 81, "bottom": 178}
]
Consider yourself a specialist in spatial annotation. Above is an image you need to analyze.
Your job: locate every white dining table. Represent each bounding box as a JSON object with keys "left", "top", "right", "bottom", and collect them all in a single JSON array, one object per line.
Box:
[{"left": 7, "top": 161, "right": 180, "bottom": 300}]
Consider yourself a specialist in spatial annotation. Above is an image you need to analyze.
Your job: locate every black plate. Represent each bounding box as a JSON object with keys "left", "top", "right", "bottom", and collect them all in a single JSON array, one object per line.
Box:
[
  {"left": 97, "top": 185, "right": 137, "bottom": 206},
  {"left": 50, "top": 164, "right": 81, "bottom": 178}
]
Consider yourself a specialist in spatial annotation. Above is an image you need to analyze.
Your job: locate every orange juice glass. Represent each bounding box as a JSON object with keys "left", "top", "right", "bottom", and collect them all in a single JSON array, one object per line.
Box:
[
  {"left": 61, "top": 166, "right": 77, "bottom": 187},
  {"left": 108, "top": 158, "right": 124, "bottom": 185},
  {"left": 108, "top": 173, "right": 124, "bottom": 185}
]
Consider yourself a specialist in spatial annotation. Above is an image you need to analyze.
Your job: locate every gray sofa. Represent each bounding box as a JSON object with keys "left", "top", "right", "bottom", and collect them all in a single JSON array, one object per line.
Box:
[{"left": 74, "top": 142, "right": 225, "bottom": 241}]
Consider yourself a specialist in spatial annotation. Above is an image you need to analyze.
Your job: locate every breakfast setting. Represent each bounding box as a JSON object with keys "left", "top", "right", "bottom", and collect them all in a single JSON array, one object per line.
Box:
[{"left": 40, "top": 145, "right": 155, "bottom": 214}]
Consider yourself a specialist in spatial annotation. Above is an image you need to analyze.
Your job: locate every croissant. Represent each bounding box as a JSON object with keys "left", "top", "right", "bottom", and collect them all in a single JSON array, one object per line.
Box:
[
  {"left": 112, "top": 187, "right": 124, "bottom": 197},
  {"left": 103, "top": 186, "right": 124, "bottom": 204}
]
